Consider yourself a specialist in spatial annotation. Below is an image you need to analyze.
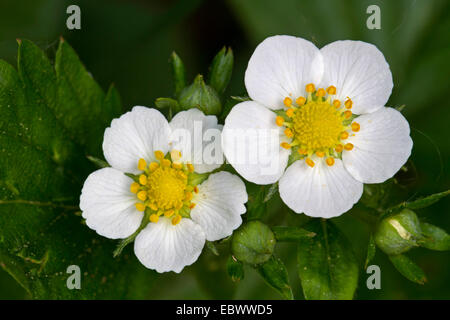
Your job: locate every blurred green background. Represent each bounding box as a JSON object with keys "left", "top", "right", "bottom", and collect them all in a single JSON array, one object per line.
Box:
[{"left": 0, "top": 0, "right": 449, "bottom": 299}]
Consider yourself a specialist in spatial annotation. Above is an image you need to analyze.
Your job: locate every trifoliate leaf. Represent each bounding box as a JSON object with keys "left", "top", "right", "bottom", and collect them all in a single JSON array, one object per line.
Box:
[
  {"left": 389, "top": 254, "right": 427, "bottom": 285},
  {"left": 256, "top": 256, "right": 293, "bottom": 300},
  {"left": 0, "top": 39, "right": 156, "bottom": 299},
  {"left": 297, "top": 219, "right": 359, "bottom": 300}
]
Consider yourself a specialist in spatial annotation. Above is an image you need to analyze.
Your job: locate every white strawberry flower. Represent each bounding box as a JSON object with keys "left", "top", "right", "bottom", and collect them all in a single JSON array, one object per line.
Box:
[
  {"left": 80, "top": 107, "right": 248, "bottom": 273},
  {"left": 222, "top": 35, "right": 412, "bottom": 218}
]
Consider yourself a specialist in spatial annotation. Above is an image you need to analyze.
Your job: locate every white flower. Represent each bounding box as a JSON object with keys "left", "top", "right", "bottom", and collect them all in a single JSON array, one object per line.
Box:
[
  {"left": 222, "top": 35, "right": 412, "bottom": 218},
  {"left": 80, "top": 107, "right": 248, "bottom": 273}
]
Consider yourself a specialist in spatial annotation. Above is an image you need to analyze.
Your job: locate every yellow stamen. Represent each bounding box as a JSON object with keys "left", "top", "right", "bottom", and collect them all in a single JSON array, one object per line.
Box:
[
  {"left": 148, "top": 203, "right": 158, "bottom": 211},
  {"left": 344, "top": 143, "right": 354, "bottom": 151},
  {"left": 316, "top": 88, "right": 326, "bottom": 98},
  {"left": 326, "top": 86, "right": 336, "bottom": 95},
  {"left": 305, "top": 158, "right": 315, "bottom": 168},
  {"left": 138, "top": 158, "right": 147, "bottom": 171},
  {"left": 296, "top": 96, "right": 306, "bottom": 106},
  {"left": 164, "top": 209, "right": 174, "bottom": 218},
  {"left": 189, "top": 203, "right": 196, "bottom": 209},
  {"left": 139, "top": 174, "right": 147, "bottom": 185},
  {"left": 149, "top": 162, "right": 159, "bottom": 172},
  {"left": 137, "top": 190, "right": 147, "bottom": 201},
  {"left": 172, "top": 162, "right": 182, "bottom": 169},
  {"left": 154, "top": 150, "right": 164, "bottom": 160},
  {"left": 340, "top": 131, "right": 349, "bottom": 140},
  {"left": 284, "top": 128, "right": 294, "bottom": 138},
  {"left": 172, "top": 214, "right": 182, "bottom": 225},
  {"left": 193, "top": 186, "right": 199, "bottom": 193},
  {"left": 326, "top": 157, "right": 335, "bottom": 166},
  {"left": 343, "top": 110, "right": 352, "bottom": 119},
  {"left": 187, "top": 163, "right": 194, "bottom": 173},
  {"left": 351, "top": 122, "right": 360, "bottom": 132},
  {"left": 283, "top": 97, "right": 293, "bottom": 107},
  {"left": 305, "top": 83, "right": 315, "bottom": 93},
  {"left": 149, "top": 214, "right": 159, "bottom": 223},
  {"left": 280, "top": 142, "right": 291, "bottom": 149},
  {"left": 298, "top": 149, "right": 308, "bottom": 155},
  {"left": 130, "top": 182, "right": 140, "bottom": 194},
  {"left": 345, "top": 98, "right": 353, "bottom": 109},
  {"left": 184, "top": 191, "right": 193, "bottom": 201},
  {"left": 335, "top": 144, "right": 344, "bottom": 153},
  {"left": 135, "top": 202, "right": 146, "bottom": 212},
  {"left": 333, "top": 100, "right": 341, "bottom": 108},
  {"left": 170, "top": 149, "right": 182, "bottom": 162},
  {"left": 161, "top": 158, "right": 171, "bottom": 167},
  {"left": 315, "top": 151, "right": 325, "bottom": 158},
  {"left": 286, "top": 108, "right": 294, "bottom": 118},
  {"left": 275, "top": 116, "right": 285, "bottom": 126}
]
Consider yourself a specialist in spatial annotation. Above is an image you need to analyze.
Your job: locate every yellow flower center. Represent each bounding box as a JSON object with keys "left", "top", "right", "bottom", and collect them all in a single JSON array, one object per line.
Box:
[
  {"left": 276, "top": 84, "right": 361, "bottom": 168},
  {"left": 129, "top": 150, "right": 198, "bottom": 225}
]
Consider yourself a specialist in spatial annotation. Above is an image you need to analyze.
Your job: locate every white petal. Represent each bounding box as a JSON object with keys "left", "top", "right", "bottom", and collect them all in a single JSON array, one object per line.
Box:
[
  {"left": 245, "top": 35, "right": 323, "bottom": 110},
  {"left": 80, "top": 168, "right": 142, "bottom": 239},
  {"left": 191, "top": 172, "right": 248, "bottom": 241},
  {"left": 169, "top": 108, "right": 223, "bottom": 173},
  {"left": 279, "top": 159, "right": 363, "bottom": 218},
  {"left": 103, "top": 106, "right": 171, "bottom": 174},
  {"left": 134, "top": 217, "right": 205, "bottom": 273},
  {"left": 320, "top": 40, "right": 393, "bottom": 115},
  {"left": 342, "top": 107, "right": 413, "bottom": 183},
  {"left": 222, "top": 101, "right": 290, "bottom": 185}
]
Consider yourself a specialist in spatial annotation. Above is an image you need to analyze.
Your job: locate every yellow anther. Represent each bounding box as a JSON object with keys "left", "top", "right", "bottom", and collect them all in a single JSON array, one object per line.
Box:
[
  {"left": 154, "top": 150, "right": 164, "bottom": 160},
  {"left": 296, "top": 96, "right": 306, "bottom": 106},
  {"left": 305, "top": 158, "right": 315, "bottom": 168},
  {"left": 326, "top": 157, "right": 335, "bottom": 166},
  {"left": 345, "top": 98, "right": 353, "bottom": 109},
  {"left": 164, "top": 209, "right": 174, "bottom": 218},
  {"left": 284, "top": 128, "right": 294, "bottom": 138},
  {"left": 333, "top": 100, "right": 341, "bottom": 108},
  {"left": 351, "top": 122, "right": 360, "bottom": 132},
  {"left": 130, "top": 182, "right": 140, "bottom": 194},
  {"left": 149, "top": 214, "right": 159, "bottom": 223},
  {"left": 175, "top": 202, "right": 184, "bottom": 210},
  {"left": 137, "top": 190, "right": 147, "bottom": 201},
  {"left": 327, "top": 86, "right": 336, "bottom": 95},
  {"left": 316, "top": 88, "right": 326, "bottom": 98},
  {"left": 148, "top": 203, "right": 158, "bottom": 211},
  {"left": 172, "top": 162, "right": 182, "bottom": 169},
  {"left": 135, "top": 202, "right": 146, "bottom": 212},
  {"left": 343, "top": 110, "right": 352, "bottom": 119},
  {"left": 172, "top": 215, "right": 182, "bottom": 225},
  {"left": 178, "top": 171, "right": 187, "bottom": 180},
  {"left": 283, "top": 97, "right": 293, "bottom": 107},
  {"left": 187, "top": 163, "right": 195, "bottom": 173},
  {"left": 275, "top": 116, "right": 285, "bottom": 126},
  {"left": 286, "top": 108, "right": 294, "bottom": 118},
  {"left": 184, "top": 191, "right": 193, "bottom": 201},
  {"left": 149, "top": 162, "right": 159, "bottom": 172},
  {"left": 280, "top": 142, "right": 291, "bottom": 149},
  {"left": 189, "top": 203, "right": 196, "bottom": 209},
  {"left": 305, "top": 83, "right": 315, "bottom": 93},
  {"left": 315, "top": 151, "right": 325, "bottom": 158},
  {"left": 340, "top": 131, "right": 349, "bottom": 140},
  {"left": 139, "top": 174, "right": 147, "bottom": 185},
  {"left": 335, "top": 144, "right": 344, "bottom": 153},
  {"left": 170, "top": 149, "right": 182, "bottom": 162},
  {"left": 193, "top": 186, "right": 199, "bottom": 193},
  {"left": 344, "top": 143, "right": 354, "bottom": 151},
  {"left": 161, "top": 159, "right": 171, "bottom": 167},
  {"left": 138, "top": 158, "right": 147, "bottom": 171},
  {"left": 298, "top": 149, "right": 308, "bottom": 155}
]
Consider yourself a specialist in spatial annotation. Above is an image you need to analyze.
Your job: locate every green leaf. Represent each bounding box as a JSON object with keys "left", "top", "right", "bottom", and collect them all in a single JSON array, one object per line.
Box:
[
  {"left": 169, "top": 51, "right": 186, "bottom": 97},
  {"left": 154, "top": 97, "right": 179, "bottom": 111},
  {"left": 246, "top": 185, "right": 267, "bottom": 221},
  {"left": 365, "top": 234, "right": 376, "bottom": 268},
  {"left": 206, "top": 241, "right": 219, "bottom": 256},
  {"left": 226, "top": 256, "right": 244, "bottom": 282},
  {"left": 256, "top": 256, "right": 293, "bottom": 300},
  {"left": 419, "top": 222, "right": 450, "bottom": 251},
  {"left": 263, "top": 183, "right": 278, "bottom": 203},
  {"left": 231, "top": 220, "right": 276, "bottom": 265},
  {"left": 208, "top": 47, "right": 234, "bottom": 95},
  {"left": 272, "top": 226, "right": 315, "bottom": 242},
  {"left": 383, "top": 190, "right": 450, "bottom": 217},
  {"left": 297, "top": 220, "right": 358, "bottom": 300},
  {"left": 389, "top": 254, "right": 427, "bottom": 285},
  {"left": 86, "top": 155, "right": 110, "bottom": 168},
  {"left": 0, "top": 39, "right": 156, "bottom": 298}
]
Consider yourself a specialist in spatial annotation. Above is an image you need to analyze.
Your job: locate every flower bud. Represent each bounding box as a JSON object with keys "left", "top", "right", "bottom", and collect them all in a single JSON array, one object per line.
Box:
[
  {"left": 374, "top": 209, "right": 423, "bottom": 255},
  {"left": 179, "top": 74, "right": 222, "bottom": 115},
  {"left": 231, "top": 220, "right": 276, "bottom": 265}
]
